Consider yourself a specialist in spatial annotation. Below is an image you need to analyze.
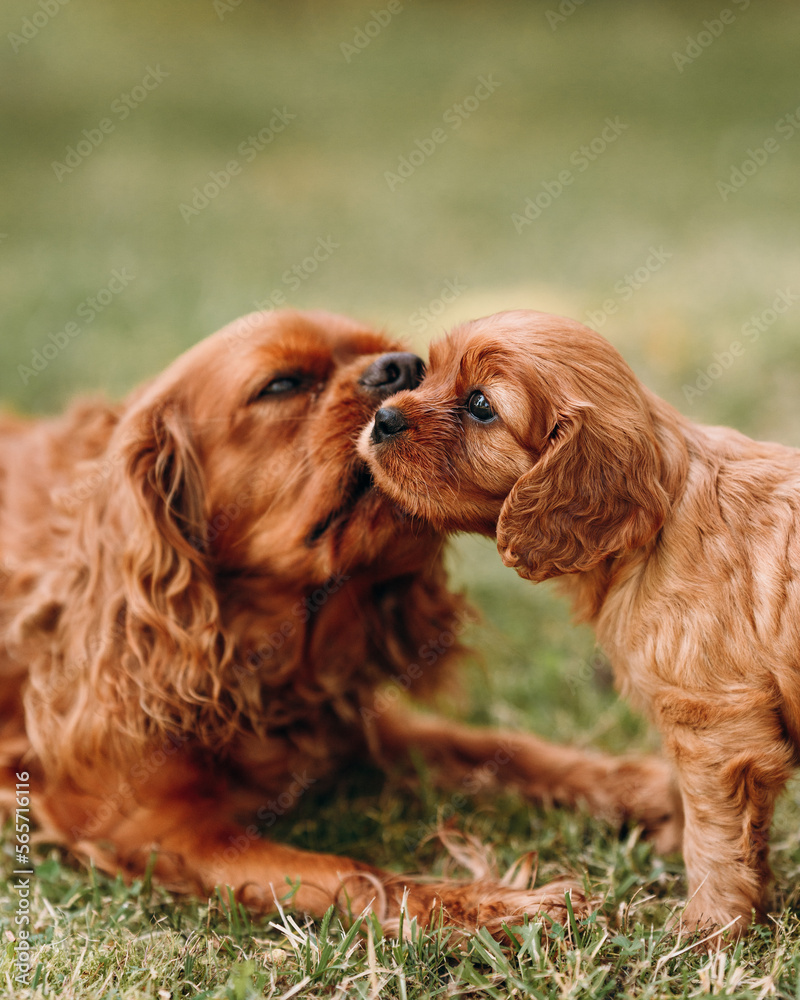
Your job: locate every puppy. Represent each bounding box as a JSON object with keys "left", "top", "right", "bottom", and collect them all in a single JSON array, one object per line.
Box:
[
  {"left": 0, "top": 309, "right": 679, "bottom": 934},
  {"left": 360, "top": 307, "right": 800, "bottom": 933}
]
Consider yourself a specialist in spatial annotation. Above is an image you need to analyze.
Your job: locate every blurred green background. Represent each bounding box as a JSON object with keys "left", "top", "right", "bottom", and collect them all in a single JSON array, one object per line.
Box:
[{"left": 2, "top": 0, "right": 800, "bottom": 752}]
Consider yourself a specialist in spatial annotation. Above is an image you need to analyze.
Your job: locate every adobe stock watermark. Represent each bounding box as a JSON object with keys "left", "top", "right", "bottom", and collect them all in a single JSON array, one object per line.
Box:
[
  {"left": 409, "top": 278, "right": 467, "bottom": 334},
  {"left": 8, "top": 0, "right": 70, "bottom": 53},
  {"left": 221, "top": 237, "right": 341, "bottom": 350},
  {"left": 672, "top": 0, "right": 750, "bottom": 73},
  {"left": 360, "top": 607, "right": 479, "bottom": 725},
  {"left": 55, "top": 451, "right": 124, "bottom": 511},
  {"left": 51, "top": 66, "right": 170, "bottom": 181},
  {"left": 17, "top": 268, "right": 135, "bottom": 385},
  {"left": 12, "top": 772, "right": 34, "bottom": 989},
  {"left": 53, "top": 400, "right": 181, "bottom": 512},
  {"left": 384, "top": 75, "right": 501, "bottom": 191},
  {"left": 277, "top": 235, "right": 340, "bottom": 293},
  {"left": 69, "top": 732, "right": 191, "bottom": 841},
  {"left": 545, "top": 0, "right": 587, "bottom": 31},
  {"left": 682, "top": 287, "right": 798, "bottom": 402},
  {"left": 340, "top": 1, "right": 403, "bottom": 62},
  {"left": 0, "top": 558, "right": 18, "bottom": 584},
  {"left": 402, "top": 742, "right": 519, "bottom": 852},
  {"left": 233, "top": 568, "right": 353, "bottom": 679},
  {"left": 511, "top": 117, "right": 628, "bottom": 233},
  {"left": 565, "top": 653, "right": 613, "bottom": 697},
  {"left": 188, "top": 479, "right": 268, "bottom": 554},
  {"left": 585, "top": 246, "right": 672, "bottom": 329},
  {"left": 179, "top": 108, "right": 296, "bottom": 222},
  {"left": 213, "top": 0, "right": 247, "bottom": 20},
  {"left": 717, "top": 100, "right": 800, "bottom": 201},
  {"left": 211, "top": 770, "right": 318, "bottom": 868}
]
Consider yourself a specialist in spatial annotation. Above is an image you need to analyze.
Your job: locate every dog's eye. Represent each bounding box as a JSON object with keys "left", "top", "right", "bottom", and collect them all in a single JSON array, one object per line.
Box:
[
  {"left": 249, "top": 375, "right": 304, "bottom": 403},
  {"left": 466, "top": 390, "right": 496, "bottom": 422},
  {"left": 264, "top": 377, "right": 300, "bottom": 394}
]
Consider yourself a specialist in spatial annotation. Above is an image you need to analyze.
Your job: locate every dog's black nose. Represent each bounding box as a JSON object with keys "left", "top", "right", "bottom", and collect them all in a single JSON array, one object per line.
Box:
[
  {"left": 371, "top": 406, "right": 408, "bottom": 443},
  {"left": 359, "top": 352, "right": 425, "bottom": 398}
]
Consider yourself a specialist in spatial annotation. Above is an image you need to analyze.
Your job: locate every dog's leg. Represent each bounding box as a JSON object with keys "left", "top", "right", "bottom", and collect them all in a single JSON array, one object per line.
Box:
[
  {"left": 374, "top": 705, "right": 683, "bottom": 852},
  {"left": 656, "top": 690, "right": 794, "bottom": 932},
  {"left": 38, "top": 768, "right": 589, "bottom": 932}
]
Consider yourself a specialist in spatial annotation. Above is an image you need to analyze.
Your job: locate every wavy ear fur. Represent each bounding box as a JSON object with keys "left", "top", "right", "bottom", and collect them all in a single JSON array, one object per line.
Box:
[
  {"left": 122, "top": 400, "right": 216, "bottom": 642},
  {"left": 497, "top": 397, "right": 669, "bottom": 582},
  {"left": 18, "top": 397, "right": 238, "bottom": 782},
  {"left": 113, "top": 398, "right": 240, "bottom": 739}
]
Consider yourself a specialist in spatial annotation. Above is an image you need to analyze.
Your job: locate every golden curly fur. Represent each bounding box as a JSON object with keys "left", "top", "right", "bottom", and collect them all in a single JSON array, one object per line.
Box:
[
  {"left": 1, "top": 309, "right": 679, "bottom": 932},
  {"left": 361, "top": 308, "right": 800, "bottom": 933}
]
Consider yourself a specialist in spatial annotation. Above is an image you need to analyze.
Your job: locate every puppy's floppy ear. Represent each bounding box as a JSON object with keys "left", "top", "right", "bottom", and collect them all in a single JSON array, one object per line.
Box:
[{"left": 497, "top": 397, "right": 669, "bottom": 582}]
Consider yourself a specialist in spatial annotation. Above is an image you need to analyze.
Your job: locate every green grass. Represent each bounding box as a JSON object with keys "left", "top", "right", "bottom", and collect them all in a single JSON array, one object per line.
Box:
[
  {"left": 3, "top": 0, "right": 800, "bottom": 996},
  {"left": 5, "top": 769, "right": 800, "bottom": 998},
  {"left": 6, "top": 552, "right": 800, "bottom": 998}
]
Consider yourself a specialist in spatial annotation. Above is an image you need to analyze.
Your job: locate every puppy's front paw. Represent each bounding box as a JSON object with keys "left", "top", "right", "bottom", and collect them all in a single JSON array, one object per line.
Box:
[{"left": 674, "top": 899, "right": 751, "bottom": 946}]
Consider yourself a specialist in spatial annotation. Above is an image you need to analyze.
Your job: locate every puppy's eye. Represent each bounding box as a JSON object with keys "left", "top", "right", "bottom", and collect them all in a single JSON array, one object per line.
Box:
[
  {"left": 249, "top": 375, "right": 304, "bottom": 403},
  {"left": 466, "top": 390, "right": 496, "bottom": 422}
]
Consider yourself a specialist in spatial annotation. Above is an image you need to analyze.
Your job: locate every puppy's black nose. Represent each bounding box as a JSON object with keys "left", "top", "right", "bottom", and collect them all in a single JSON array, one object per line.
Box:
[
  {"left": 359, "top": 352, "right": 425, "bottom": 398},
  {"left": 371, "top": 406, "right": 408, "bottom": 443}
]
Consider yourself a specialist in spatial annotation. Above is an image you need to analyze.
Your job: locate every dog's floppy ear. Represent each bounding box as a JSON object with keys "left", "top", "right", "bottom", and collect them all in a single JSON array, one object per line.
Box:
[
  {"left": 496, "top": 397, "right": 669, "bottom": 582},
  {"left": 17, "top": 395, "right": 228, "bottom": 776},
  {"left": 120, "top": 397, "right": 217, "bottom": 641}
]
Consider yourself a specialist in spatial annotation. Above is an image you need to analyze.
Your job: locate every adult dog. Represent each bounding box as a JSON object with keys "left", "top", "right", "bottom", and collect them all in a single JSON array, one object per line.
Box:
[
  {"left": 0, "top": 309, "right": 677, "bottom": 933},
  {"left": 361, "top": 308, "right": 800, "bottom": 933}
]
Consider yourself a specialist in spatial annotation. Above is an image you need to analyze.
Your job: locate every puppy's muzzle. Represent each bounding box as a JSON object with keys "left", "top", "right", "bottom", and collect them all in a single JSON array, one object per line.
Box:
[
  {"left": 371, "top": 406, "right": 408, "bottom": 444},
  {"left": 359, "top": 352, "right": 424, "bottom": 399}
]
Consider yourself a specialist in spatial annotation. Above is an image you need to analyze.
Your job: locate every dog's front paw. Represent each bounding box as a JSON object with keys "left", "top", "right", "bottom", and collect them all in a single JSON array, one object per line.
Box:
[
  {"left": 380, "top": 875, "right": 591, "bottom": 937},
  {"left": 338, "top": 838, "right": 593, "bottom": 937}
]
